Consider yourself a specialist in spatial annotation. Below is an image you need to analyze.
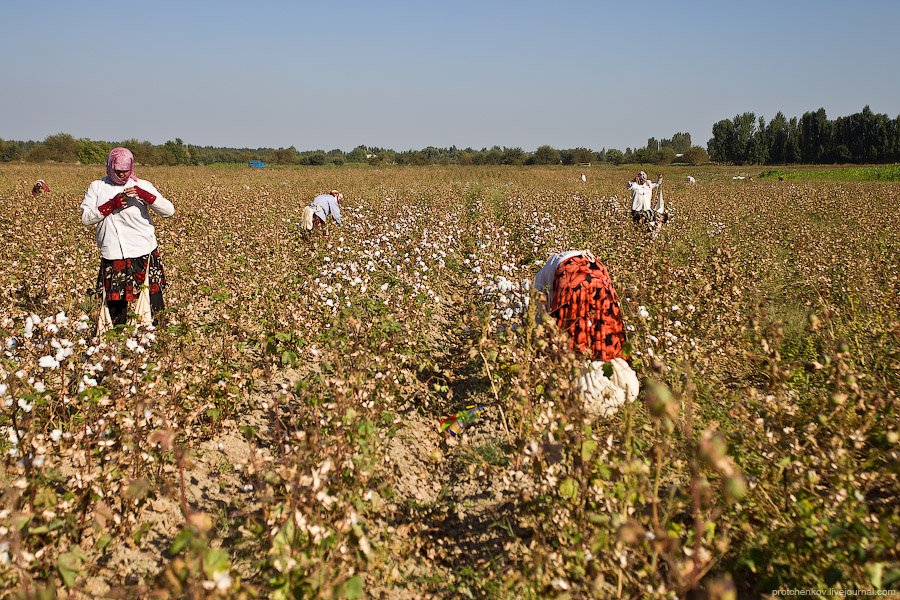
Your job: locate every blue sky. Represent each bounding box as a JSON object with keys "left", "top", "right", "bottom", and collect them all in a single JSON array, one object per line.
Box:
[{"left": 2, "top": 0, "right": 898, "bottom": 152}]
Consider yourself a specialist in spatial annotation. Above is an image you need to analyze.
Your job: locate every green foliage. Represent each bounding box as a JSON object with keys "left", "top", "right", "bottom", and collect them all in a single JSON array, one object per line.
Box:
[
  {"left": 759, "top": 164, "right": 900, "bottom": 181},
  {"left": 708, "top": 105, "right": 900, "bottom": 165}
]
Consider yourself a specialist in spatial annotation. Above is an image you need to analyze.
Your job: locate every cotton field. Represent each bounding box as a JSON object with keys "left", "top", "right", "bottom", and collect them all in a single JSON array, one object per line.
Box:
[{"left": 0, "top": 164, "right": 897, "bottom": 598}]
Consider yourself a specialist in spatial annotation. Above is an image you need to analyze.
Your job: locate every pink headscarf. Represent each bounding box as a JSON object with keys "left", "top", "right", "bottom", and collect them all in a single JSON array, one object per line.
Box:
[{"left": 107, "top": 147, "right": 137, "bottom": 185}]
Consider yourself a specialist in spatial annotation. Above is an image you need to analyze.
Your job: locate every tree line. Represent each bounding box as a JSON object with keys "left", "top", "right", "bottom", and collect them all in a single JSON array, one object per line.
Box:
[
  {"left": 707, "top": 105, "right": 900, "bottom": 165},
  {"left": 6, "top": 105, "right": 899, "bottom": 167},
  {"left": 0, "top": 133, "right": 707, "bottom": 167}
]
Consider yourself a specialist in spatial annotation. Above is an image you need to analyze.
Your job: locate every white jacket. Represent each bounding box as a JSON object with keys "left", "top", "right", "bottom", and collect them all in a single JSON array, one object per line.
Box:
[
  {"left": 81, "top": 177, "right": 174, "bottom": 259},
  {"left": 627, "top": 180, "right": 659, "bottom": 212}
]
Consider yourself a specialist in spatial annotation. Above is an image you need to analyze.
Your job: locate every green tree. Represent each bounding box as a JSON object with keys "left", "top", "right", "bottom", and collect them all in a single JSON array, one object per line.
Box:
[
  {"left": 304, "top": 151, "right": 327, "bottom": 166},
  {"left": 34, "top": 133, "right": 79, "bottom": 162},
  {"left": 605, "top": 149, "right": 625, "bottom": 165},
  {"left": 655, "top": 147, "right": 677, "bottom": 165},
  {"left": 799, "top": 108, "right": 830, "bottom": 163},
  {"left": 708, "top": 119, "right": 735, "bottom": 163},
  {"left": 346, "top": 145, "right": 368, "bottom": 163},
  {"left": 160, "top": 138, "right": 190, "bottom": 165},
  {"left": 78, "top": 139, "right": 109, "bottom": 164},
  {"left": 765, "top": 112, "right": 789, "bottom": 164},
  {"left": 501, "top": 147, "right": 526, "bottom": 165},
  {"left": 785, "top": 117, "right": 801, "bottom": 163},
  {"left": 669, "top": 132, "right": 692, "bottom": 153},
  {"left": 747, "top": 116, "right": 769, "bottom": 165},
  {"left": 560, "top": 147, "right": 594, "bottom": 165},
  {"left": 682, "top": 146, "right": 708, "bottom": 165},
  {"left": 273, "top": 146, "right": 301, "bottom": 164},
  {"left": 529, "top": 145, "right": 560, "bottom": 165}
]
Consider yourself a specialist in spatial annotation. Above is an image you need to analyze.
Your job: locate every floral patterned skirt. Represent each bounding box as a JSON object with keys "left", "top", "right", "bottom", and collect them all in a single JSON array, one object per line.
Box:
[{"left": 96, "top": 248, "right": 167, "bottom": 302}]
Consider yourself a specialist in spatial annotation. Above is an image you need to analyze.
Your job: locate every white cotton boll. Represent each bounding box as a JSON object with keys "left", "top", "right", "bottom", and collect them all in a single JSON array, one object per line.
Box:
[
  {"left": 50, "top": 429, "right": 62, "bottom": 442},
  {"left": 55, "top": 312, "right": 68, "bottom": 324},
  {"left": 23, "top": 322, "right": 33, "bottom": 339},
  {"left": 0, "top": 384, "right": 6, "bottom": 395},
  {"left": 34, "top": 381, "right": 46, "bottom": 393},
  {"left": 45, "top": 324, "right": 59, "bottom": 334},
  {"left": 17, "top": 399, "right": 33, "bottom": 413},
  {"left": 38, "top": 356, "right": 59, "bottom": 369},
  {"left": 638, "top": 306, "right": 649, "bottom": 320},
  {"left": 126, "top": 339, "right": 138, "bottom": 351}
]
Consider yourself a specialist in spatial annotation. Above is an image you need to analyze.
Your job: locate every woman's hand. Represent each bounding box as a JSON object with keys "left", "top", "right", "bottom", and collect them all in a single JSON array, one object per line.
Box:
[
  {"left": 98, "top": 193, "right": 127, "bottom": 216},
  {"left": 134, "top": 186, "right": 157, "bottom": 204}
]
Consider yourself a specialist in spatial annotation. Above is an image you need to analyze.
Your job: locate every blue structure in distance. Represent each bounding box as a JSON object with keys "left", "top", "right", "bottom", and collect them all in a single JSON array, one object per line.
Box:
[{"left": 248, "top": 160, "right": 265, "bottom": 168}]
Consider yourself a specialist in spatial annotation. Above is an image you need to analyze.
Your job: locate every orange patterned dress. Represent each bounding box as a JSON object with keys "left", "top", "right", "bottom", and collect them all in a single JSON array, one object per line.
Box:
[{"left": 550, "top": 256, "right": 626, "bottom": 361}]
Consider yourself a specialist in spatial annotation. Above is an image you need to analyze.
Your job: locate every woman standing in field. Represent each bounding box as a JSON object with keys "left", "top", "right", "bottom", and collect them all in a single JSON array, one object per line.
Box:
[
  {"left": 81, "top": 147, "right": 174, "bottom": 328},
  {"left": 535, "top": 250, "right": 639, "bottom": 417},
  {"left": 627, "top": 171, "right": 662, "bottom": 224}
]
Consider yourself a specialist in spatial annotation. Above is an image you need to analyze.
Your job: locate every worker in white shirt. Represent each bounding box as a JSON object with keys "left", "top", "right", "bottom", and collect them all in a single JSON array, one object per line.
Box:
[
  {"left": 81, "top": 147, "right": 175, "bottom": 326},
  {"left": 626, "top": 171, "right": 662, "bottom": 224}
]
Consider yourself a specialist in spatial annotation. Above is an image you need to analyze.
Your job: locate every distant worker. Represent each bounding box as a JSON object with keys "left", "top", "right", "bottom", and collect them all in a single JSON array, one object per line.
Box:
[
  {"left": 626, "top": 171, "right": 663, "bottom": 225},
  {"left": 687, "top": 175, "right": 696, "bottom": 185},
  {"left": 302, "top": 189, "right": 343, "bottom": 233},
  {"left": 32, "top": 180, "right": 50, "bottom": 197},
  {"left": 534, "top": 250, "right": 639, "bottom": 417},
  {"left": 580, "top": 173, "right": 587, "bottom": 183}
]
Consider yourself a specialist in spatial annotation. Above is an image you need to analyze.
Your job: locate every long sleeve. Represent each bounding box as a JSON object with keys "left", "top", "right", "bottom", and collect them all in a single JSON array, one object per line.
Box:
[
  {"left": 81, "top": 181, "right": 107, "bottom": 225},
  {"left": 137, "top": 181, "right": 175, "bottom": 217},
  {"left": 330, "top": 198, "right": 342, "bottom": 225}
]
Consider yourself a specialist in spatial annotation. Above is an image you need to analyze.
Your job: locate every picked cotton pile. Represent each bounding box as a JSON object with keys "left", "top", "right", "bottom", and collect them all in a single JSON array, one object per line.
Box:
[{"left": 575, "top": 357, "right": 640, "bottom": 418}]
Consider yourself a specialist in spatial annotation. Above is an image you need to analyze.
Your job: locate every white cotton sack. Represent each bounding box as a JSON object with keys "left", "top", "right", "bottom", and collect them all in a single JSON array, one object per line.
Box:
[
  {"left": 301, "top": 206, "right": 315, "bottom": 231},
  {"left": 575, "top": 357, "right": 640, "bottom": 418}
]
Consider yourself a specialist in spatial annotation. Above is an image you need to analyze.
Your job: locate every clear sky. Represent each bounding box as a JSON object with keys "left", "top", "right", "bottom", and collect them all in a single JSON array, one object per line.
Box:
[{"left": 2, "top": 0, "right": 898, "bottom": 153}]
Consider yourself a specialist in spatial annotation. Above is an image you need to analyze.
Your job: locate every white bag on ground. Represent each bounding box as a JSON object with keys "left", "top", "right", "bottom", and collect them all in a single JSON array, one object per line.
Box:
[{"left": 575, "top": 357, "right": 640, "bottom": 418}]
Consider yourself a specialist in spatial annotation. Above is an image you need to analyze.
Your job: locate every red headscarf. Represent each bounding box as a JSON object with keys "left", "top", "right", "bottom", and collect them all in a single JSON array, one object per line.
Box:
[{"left": 107, "top": 147, "right": 137, "bottom": 185}]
